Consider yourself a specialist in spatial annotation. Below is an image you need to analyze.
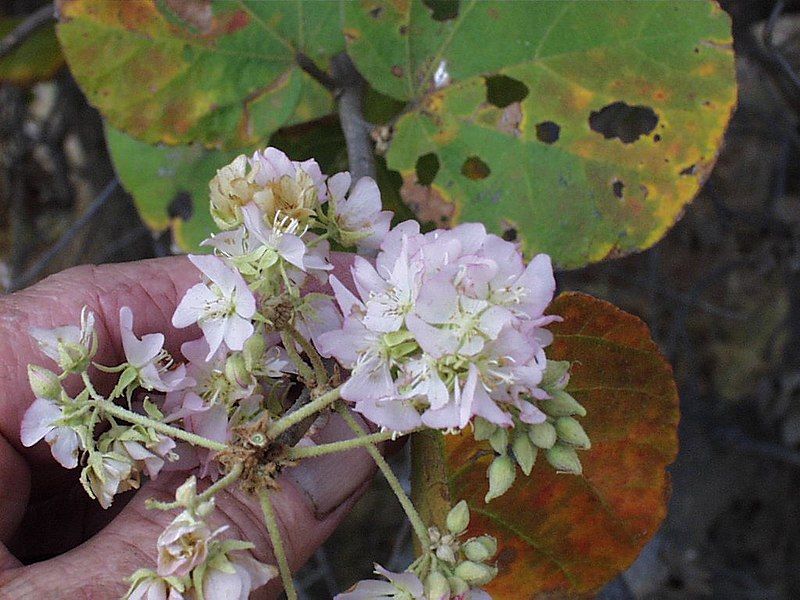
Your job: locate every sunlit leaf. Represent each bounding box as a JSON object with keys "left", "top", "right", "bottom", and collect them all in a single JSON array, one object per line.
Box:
[
  {"left": 0, "top": 18, "right": 63, "bottom": 85},
  {"left": 58, "top": 0, "right": 343, "bottom": 147},
  {"left": 444, "top": 292, "right": 679, "bottom": 596},
  {"left": 345, "top": 0, "right": 736, "bottom": 268}
]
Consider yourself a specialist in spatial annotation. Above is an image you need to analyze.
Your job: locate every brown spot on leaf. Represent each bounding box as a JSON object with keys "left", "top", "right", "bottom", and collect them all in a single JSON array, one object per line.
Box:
[
  {"left": 165, "top": 0, "right": 213, "bottom": 34},
  {"left": 343, "top": 28, "right": 360, "bottom": 43},
  {"left": 391, "top": 65, "right": 404, "bottom": 78},
  {"left": 461, "top": 156, "right": 491, "bottom": 180},
  {"left": 497, "top": 102, "right": 522, "bottom": 137},
  {"left": 400, "top": 174, "right": 454, "bottom": 226}
]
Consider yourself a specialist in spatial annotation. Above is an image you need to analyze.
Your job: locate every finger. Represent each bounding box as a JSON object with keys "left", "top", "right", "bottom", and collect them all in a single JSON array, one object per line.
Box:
[{"left": 0, "top": 413, "right": 377, "bottom": 599}]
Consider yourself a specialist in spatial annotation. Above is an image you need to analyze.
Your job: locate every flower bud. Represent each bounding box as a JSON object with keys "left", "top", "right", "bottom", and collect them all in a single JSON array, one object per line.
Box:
[
  {"left": 28, "top": 365, "right": 61, "bottom": 399},
  {"left": 488, "top": 427, "right": 508, "bottom": 454},
  {"left": 447, "top": 576, "right": 470, "bottom": 596},
  {"left": 453, "top": 561, "right": 497, "bottom": 587},
  {"left": 225, "top": 354, "right": 251, "bottom": 388},
  {"left": 243, "top": 333, "right": 266, "bottom": 371},
  {"left": 425, "top": 570, "right": 450, "bottom": 600},
  {"left": 512, "top": 431, "right": 537, "bottom": 476},
  {"left": 545, "top": 444, "right": 582, "bottom": 474},
  {"left": 528, "top": 421, "right": 557, "bottom": 449},
  {"left": 175, "top": 476, "right": 198, "bottom": 506},
  {"left": 473, "top": 417, "right": 496, "bottom": 441},
  {"left": 540, "top": 389, "right": 586, "bottom": 417},
  {"left": 485, "top": 454, "right": 516, "bottom": 502},
  {"left": 446, "top": 500, "right": 470, "bottom": 535},
  {"left": 463, "top": 535, "right": 497, "bottom": 563},
  {"left": 541, "top": 360, "right": 571, "bottom": 391},
  {"left": 555, "top": 417, "right": 591, "bottom": 449}
]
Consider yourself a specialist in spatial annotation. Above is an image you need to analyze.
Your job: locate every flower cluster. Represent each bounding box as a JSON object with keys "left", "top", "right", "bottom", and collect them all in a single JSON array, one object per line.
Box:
[
  {"left": 19, "top": 147, "right": 589, "bottom": 599},
  {"left": 337, "top": 502, "right": 495, "bottom": 600},
  {"left": 125, "top": 478, "right": 275, "bottom": 599},
  {"left": 318, "top": 220, "right": 560, "bottom": 435}
]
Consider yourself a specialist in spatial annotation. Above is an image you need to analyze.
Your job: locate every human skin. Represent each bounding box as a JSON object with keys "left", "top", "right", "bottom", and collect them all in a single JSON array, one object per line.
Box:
[{"left": 0, "top": 255, "right": 374, "bottom": 599}]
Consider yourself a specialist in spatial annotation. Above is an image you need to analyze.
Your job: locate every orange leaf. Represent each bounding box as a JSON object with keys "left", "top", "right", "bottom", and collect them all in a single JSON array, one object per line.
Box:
[{"left": 445, "top": 292, "right": 679, "bottom": 597}]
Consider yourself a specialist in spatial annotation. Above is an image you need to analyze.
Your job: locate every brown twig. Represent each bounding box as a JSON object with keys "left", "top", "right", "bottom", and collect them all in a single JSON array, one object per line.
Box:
[
  {"left": 0, "top": 4, "right": 55, "bottom": 61},
  {"left": 331, "top": 53, "right": 376, "bottom": 182}
]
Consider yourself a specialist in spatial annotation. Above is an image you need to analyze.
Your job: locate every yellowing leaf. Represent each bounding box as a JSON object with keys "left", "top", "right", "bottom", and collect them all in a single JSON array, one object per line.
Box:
[
  {"left": 345, "top": 0, "right": 736, "bottom": 268},
  {"left": 0, "top": 18, "right": 63, "bottom": 85}
]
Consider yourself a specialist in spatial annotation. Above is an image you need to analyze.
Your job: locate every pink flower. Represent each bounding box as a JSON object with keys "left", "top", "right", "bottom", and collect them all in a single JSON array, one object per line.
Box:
[
  {"left": 327, "top": 172, "right": 393, "bottom": 252},
  {"left": 81, "top": 451, "right": 137, "bottom": 508},
  {"left": 335, "top": 564, "right": 424, "bottom": 599},
  {"left": 120, "top": 307, "right": 193, "bottom": 393},
  {"left": 197, "top": 551, "right": 277, "bottom": 600},
  {"left": 157, "top": 512, "right": 220, "bottom": 578},
  {"left": 119, "top": 434, "right": 177, "bottom": 479},
  {"left": 20, "top": 397, "right": 82, "bottom": 468},
  {"left": 172, "top": 255, "right": 256, "bottom": 358}
]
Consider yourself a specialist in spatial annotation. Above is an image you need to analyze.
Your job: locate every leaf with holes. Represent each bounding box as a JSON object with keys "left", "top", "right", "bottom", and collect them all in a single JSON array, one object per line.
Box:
[
  {"left": 344, "top": 0, "right": 736, "bottom": 268},
  {"left": 57, "top": 0, "right": 343, "bottom": 147},
  {"left": 106, "top": 126, "right": 243, "bottom": 250},
  {"left": 442, "top": 292, "right": 679, "bottom": 596},
  {"left": 0, "top": 18, "right": 63, "bottom": 85}
]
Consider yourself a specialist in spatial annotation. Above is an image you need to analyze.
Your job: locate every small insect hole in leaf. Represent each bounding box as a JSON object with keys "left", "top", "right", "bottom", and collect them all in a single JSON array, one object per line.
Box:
[
  {"left": 679, "top": 164, "right": 696, "bottom": 176},
  {"left": 502, "top": 227, "right": 517, "bottom": 241},
  {"left": 535, "top": 121, "right": 561, "bottom": 144},
  {"left": 612, "top": 179, "right": 624, "bottom": 199},
  {"left": 653, "top": 134, "right": 661, "bottom": 142},
  {"left": 485, "top": 75, "right": 529, "bottom": 108},
  {"left": 369, "top": 6, "right": 384, "bottom": 18},
  {"left": 421, "top": 0, "right": 460, "bottom": 21},
  {"left": 461, "top": 156, "right": 491, "bottom": 180},
  {"left": 168, "top": 190, "right": 193, "bottom": 221},
  {"left": 416, "top": 152, "right": 440, "bottom": 186},
  {"left": 589, "top": 101, "right": 659, "bottom": 144}
]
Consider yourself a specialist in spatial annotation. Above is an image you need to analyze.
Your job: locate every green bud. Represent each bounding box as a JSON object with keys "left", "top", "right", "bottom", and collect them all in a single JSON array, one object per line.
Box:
[
  {"left": 488, "top": 427, "right": 509, "bottom": 454},
  {"left": 485, "top": 454, "right": 516, "bottom": 502},
  {"left": 541, "top": 360, "right": 571, "bottom": 391},
  {"left": 512, "top": 431, "right": 537, "bottom": 476},
  {"left": 425, "top": 571, "right": 450, "bottom": 600},
  {"left": 453, "top": 561, "right": 497, "bottom": 587},
  {"left": 528, "top": 421, "right": 557, "bottom": 449},
  {"left": 28, "top": 365, "right": 61, "bottom": 399},
  {"left": 540, "top": 389, "right": 587, "bottom": 417},
  {"left": 473, "top": 417, "right": 496, "bottom": 441},
  {"left": 225, "top": 354, "right": 251, "bottom": 388},
  {"left": 446, "top": 500, "right": 470, "bottom": 535},
  {"left": 545, "top": 444, "right": 582, "bottom": 474},
  {"left": 243, "top": 334, "right": 266, "bottom": 371},
  {"left": 463, "top": 535, "right": 497, "bottom": 562},
  {"left": 175, "top": 476, "right": 198, "bottom": 505},
  {"left": 447, "top": 576, "right": 470, "bottom": 596},
  {"left": 555, "top": 417, "right": 591, "bottom": 449}
]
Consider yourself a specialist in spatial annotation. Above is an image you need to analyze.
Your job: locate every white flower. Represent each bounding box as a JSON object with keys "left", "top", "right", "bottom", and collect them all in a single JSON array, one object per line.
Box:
[
  {"left": 327, "top": 172, "right": 393, "bottom": 252},
  {"left": 81, "top": 451, "right": 138, "bottom": 508},
  {"left": 196, "top": 550, "right": 277, "bottom": 600},
  {"left": 30, "top": 306, "right": 96, "bottom": 372},
  {"left": 172, "top": 255, "right": 256, "bottom": 358},
  {"left": 157, "top": 510, "right": 222, "bottom": 578},
  {"left": 125, "top": 572, "right": 184, "bottom": 600},
  {"left": 20, "top": 397, "right": 82, "bottom": 468},
  {"left": 335, "top": 564, "right": 424, "bottom": 600},
  {"left": 120, "top": 307, "right": 193, "bottom": 392}
]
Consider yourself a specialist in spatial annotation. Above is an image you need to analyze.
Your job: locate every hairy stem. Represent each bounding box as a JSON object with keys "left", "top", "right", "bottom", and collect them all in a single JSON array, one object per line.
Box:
[
  {"left": 410, "top": 430, "right": 452, "bottom": 555},
  {"left": 146, "top": 464, "right": 244, "bottom": 512},
  {"left": 266, "top": 386, "right": 341, "bottom": 439},
  {"left": 285, "top": 325, "right": 328, "bottom": 386},
  {"left": 335, "top": 403, "right": 430, "bottom": 547},
  {"left": 259, "top": 490, "right": 297, "bottom": 600},
  {"left": 280, "top": 330, "right": 315, "bottom": 383},
  {"left": 286, "top": 428, "right": 416, "bottom": 459},
  {"left": 95, "top": 398, "right": 228, "bottom": 452}
]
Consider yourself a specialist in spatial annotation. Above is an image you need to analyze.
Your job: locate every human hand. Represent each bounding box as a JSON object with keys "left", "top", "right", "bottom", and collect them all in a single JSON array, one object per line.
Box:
[{"left": 0, "top": 256, "right": 375, "bottom": 599}]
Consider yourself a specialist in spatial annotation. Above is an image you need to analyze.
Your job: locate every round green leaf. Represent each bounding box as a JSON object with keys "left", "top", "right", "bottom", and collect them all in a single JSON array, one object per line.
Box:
[
  {"left": 106, "top": 125, "right": 242, "bottom": 250},
  {"left": 345, "top": 0, "right": 736, "bottom": 268},
  {"left": 58, "top": 0, "right": 343, "bottom": 147}
]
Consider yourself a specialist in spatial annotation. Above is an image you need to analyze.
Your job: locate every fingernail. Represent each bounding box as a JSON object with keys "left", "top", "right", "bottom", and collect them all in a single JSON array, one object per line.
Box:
[{"left": 282, "top": 413, "right": 375, "bottom": 519}]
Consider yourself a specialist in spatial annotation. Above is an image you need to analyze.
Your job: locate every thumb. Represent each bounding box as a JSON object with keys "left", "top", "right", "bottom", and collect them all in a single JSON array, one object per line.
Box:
[{"left": 0, "top": 413, "right": 376, "bottom": 599}]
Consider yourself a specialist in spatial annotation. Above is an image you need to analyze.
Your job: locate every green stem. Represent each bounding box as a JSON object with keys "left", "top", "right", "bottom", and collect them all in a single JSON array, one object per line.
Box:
[
  {"left": 146, "top": 464, "right": 244, "bottom": 512},
  {"left": 266, "top": 386, "right": 341, "bottom": 439},
  {"left": 259, "top": 490, "right": 297, "bottom": 600},
  {"left": 335, "top": 402, "right": 430, "bottom": 547},
  {"left": 286, "top": 325, "right": 328, "bottom": 386},
  {"left": 286, "top": 428, "right": 416, "bottom": 459},
  {"left": 410, "top": 429, "right": 453, "bottom": 556},
  {"left": 95, "top": 399, "right": 228, "bottom": 452}
]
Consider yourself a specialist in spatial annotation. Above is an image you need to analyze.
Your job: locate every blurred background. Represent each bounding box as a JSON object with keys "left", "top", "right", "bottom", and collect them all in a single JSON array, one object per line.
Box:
[{"left": 2, "top": 0, "right": 800, "bottom": 597}]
